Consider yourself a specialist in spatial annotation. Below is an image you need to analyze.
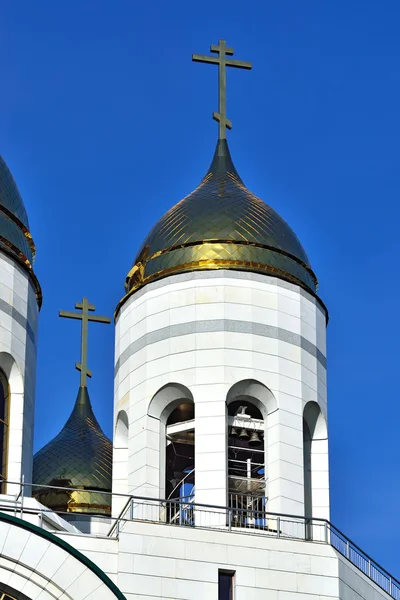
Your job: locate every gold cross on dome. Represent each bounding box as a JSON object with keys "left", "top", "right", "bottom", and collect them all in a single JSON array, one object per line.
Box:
[
  {"left": 59, "top": 297, "right": 111, "bottom": 387},
  {"left": 192, "top": 39, "right": 252, "bottom": 139}
]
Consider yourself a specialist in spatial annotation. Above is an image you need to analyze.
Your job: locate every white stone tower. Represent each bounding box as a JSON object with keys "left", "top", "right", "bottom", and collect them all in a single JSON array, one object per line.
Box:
[
  {"left": 112, "top": 41, "right": 329, "bottom": 523},
  {"left": 0, "top": 156, "right": 41, "bottom": 494}
]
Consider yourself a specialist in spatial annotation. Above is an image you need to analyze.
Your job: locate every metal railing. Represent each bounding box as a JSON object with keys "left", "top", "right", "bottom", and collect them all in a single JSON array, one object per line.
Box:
[
  {"left": 0, "top": 479, "right": 399, "bottom": 599},
  {"left": 228, "top": 492, "right": 266, "bottom": 516},
  {"left": 107, "top": 495, "right": 328, "bottom": 541},
  {"left": 329, "top": 525, "right": 400, "bottom": 600},
  {"left": 108, "top": 496, "right": 400, "bottom": 599}
]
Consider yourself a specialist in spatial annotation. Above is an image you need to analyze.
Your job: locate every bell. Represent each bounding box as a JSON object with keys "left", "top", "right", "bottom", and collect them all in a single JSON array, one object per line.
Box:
[
  {"left": 248, "top": 431, "right": 262, "bottom": 446},
  {"left": 230, "top": 427, "right": 239, "bottom": 437},
  {"left": 238, "top": 428, "right": 249, "bottom": 439}
]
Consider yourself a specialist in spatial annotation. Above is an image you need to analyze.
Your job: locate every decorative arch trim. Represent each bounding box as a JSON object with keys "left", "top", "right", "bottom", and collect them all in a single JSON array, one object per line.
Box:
[
  {"left": 226, "top": 379, "right": 277, "bottom": 418},
  {"left": 303, "top": 400, "right": 329, "bottom": 522},
  {"left": 148, "top": 382, "right": 194, "bottom": 422},
  {"left": 0, "top": 512, "right": 126, "bottom": 600},
  {"left": 148, "top": 383, "right": 195, "bottom": 501},
  {"left": 115, "top": 410, "right": 129, "bottom": 448},
  {"left": 303, "top": 401, "right": 327, "bottom": 440},
  {"left": 0, "top": 353, "right": 23, "bottom": 395}
]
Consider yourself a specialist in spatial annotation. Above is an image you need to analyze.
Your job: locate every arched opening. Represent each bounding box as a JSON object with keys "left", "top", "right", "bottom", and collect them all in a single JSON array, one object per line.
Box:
[
  {"left": 115, "top": 410, "right": 129, "bottom": 448},
  {"left": 148, "top": 383, "right": 195, "bottom": 522},
  {"left": 0, "top": 369, "right": 9, "bottom": 493},
  {"left": 303, "top": 401, "right": 329, "bottom": 529},
  {"left": 0, "top": 353, "right": 24, "bottom": 496},
  {"left": 0, "top": 353, "right": 23, "bottom": 395},
  {"left": 226, "top": 380, "right": 276, "bottom": 524},
  {"left": 112, "top": 410, "right": 129, "bottom": 517},
  {"left": 303, "top": 417, "right": 312, "bottom": 519},
  {"left": 166, "top": 401, "right": 195, "bottom": 503},
  {"left": 227, "top": 400, "right": 265, "bottom": 519}
]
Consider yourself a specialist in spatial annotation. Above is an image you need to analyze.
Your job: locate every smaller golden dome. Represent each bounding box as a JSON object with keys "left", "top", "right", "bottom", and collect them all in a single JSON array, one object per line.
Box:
[
  {"left": 33, "top": 386, "right": 112, "bottom": 515},
  {"left": 118, "top": 140, "right": 317, "bottom": 315}
]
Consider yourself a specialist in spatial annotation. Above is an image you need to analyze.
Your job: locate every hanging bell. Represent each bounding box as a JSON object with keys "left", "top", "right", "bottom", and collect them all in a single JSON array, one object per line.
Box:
[
  {"left": 238, "top": 428, "right": 249, "bottom": 439},
  {"left": 248, "top": 431, "right": 262, "bottom": 446},
  {"left": 230, "top": 427, "right": 239, "bottom": 437}
]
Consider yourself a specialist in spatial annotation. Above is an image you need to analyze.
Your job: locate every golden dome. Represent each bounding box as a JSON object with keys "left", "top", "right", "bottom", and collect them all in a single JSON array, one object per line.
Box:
[
  {"left": 0, "top": 156, "right": 41, "bottom": 307},
  {"left": 118, "top": 140, "right": 317, "bottom": 314},
  {"left": 33, "top": 386, "right": 112, "bottom": 515}
]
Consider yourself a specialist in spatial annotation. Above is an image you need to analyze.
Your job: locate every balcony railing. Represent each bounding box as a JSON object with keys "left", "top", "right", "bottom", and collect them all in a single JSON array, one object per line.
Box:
[
  {"left": 108, "top": 495, "right": 400, "bottom": 599},
  {"left": 109, "top": 494, "right": 328, "bottom": 539},
  {"left": 0, "top": 479, "right": 399, "bottom": 600}
]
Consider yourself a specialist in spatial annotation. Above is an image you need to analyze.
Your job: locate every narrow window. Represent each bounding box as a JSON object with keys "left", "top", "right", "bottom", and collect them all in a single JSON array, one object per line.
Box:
[
  {"left": 218, "top": 570, "right": 234, "bottom": 600},
  {"left": 303, "top": 418, "right": 312, "bottom": 517},
  {"left": 0, "top": 370, "right": 9, "bottom": 492},
  {"left": 228, "top": 401, "right": 265, "bottom": 526},
  {"left": 166, "top": 402, "right": 195, "bottom": 524}
]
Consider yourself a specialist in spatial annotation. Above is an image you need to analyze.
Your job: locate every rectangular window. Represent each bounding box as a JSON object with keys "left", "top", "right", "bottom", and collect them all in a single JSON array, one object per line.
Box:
[{"left": 218, "top": 570, "right": 235, "bottom": 600}]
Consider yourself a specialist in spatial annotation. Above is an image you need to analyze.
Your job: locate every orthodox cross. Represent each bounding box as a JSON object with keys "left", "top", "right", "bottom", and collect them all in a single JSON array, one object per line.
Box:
[
  {"left": 59, "top": 297, "right": 111, "bottom": 387},
  {"left": 192, "top": 40, "right": 252, "bottom": 139}
]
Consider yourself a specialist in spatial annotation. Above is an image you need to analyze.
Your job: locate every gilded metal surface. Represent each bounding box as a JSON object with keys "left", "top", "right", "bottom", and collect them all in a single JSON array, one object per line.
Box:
[
  {"left": 0, "top": 593, "right": 17, "bottom": 600},
  {"left": 60, "top": 298, "right": 111, "bottom": 387},
  {"left": 0, "top": 240, "right": 43, "bottom": 309},
  {"left": 0, "top": 156, "right": 41, "bottom": 307},
  {"left": 0, "top": 156, "right": 36, "bottom": 263},
  {"left": 193, "top": 39, "right": 252, "bottom": 138},
  {"left": 0, "top": 211, "right": 33, "bottom": 261},
  {"left": 0, "top": 157, "right": 30, "bottom": 226},
  {"left": 121, "top": 139, "right": 317, "bottom": 311},
  {"left": 0, "top": 203, "right": 36, "bottom": 259},
  {"left": 33, "top": 386, "right": 112, "bottom": 515}
]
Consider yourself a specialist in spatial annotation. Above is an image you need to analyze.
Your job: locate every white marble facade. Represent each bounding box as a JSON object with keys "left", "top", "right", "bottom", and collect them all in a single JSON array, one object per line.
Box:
[
  {"left": 0, "top": 250, "right": 39, "bottom": 494},
  {"left": 0, "top": 249, "right": 391, "bottom": 600},
  {"left": 0, "top": 506, "right": 393, "bottom": 600},
  {"left": 0, "top": 516, "right": 119, "bottom": 600},
  {"left": 113, "top": 270, "right": 329, "bottom": 520},
  {"left": 0, "top": 238, "right": 389, "bottom": 600},
  {"left": 89, "top": 521, "right": 391, "bottom": 600}
]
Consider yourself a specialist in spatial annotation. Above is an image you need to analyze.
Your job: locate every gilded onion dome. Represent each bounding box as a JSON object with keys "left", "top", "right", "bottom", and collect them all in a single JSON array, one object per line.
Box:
[
  {"left": 119, "top": 139, "right": 317, "bottom": 313},
  {"left": 0, "top": 156, "right": 41, "bottom": 307},
  {"left": 33, "top": 386, "right": 112, "bottom": 515}
]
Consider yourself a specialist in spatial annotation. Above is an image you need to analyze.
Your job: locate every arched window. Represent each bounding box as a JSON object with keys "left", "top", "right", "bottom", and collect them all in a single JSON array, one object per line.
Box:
[
  {"left": 303, "top": 417, "right": 312, "bottom": 519},
  {"left": 166, "top": 401, "right": 195, "bottom": 507},
  {"left": 228, "top": 400, "right": 265, "bottom": 518},
  {"left": 112, "top": 410, "right": 129, "bottom": 516},
  {"left": 226, "top": 380, "right": 277, "bottom": 525},
  {"left": 303, "top": 401, "right": 329, "bottom": 530},
  {"left": 148, "top": 383, "right": 195, "bottom": 522},
  {"left": 0, "top": 369, "right": 9, "bottom": 492}
]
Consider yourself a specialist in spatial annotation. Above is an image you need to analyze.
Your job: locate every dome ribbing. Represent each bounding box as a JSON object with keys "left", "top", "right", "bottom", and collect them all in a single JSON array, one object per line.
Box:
[
  {"left": 0, "top": 156, "right": 35, "bottom": 264},
  {"left": 33, "top": 386, "right": 112, "bottom": 515},
  {"left": 119, "top": 139, "right": 317, "bottom": 313},
  {"left": 0, "top": 155, "right": 41, "bottom": 306}
]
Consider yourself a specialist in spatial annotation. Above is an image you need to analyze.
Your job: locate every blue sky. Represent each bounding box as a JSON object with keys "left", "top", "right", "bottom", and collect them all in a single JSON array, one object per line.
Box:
[{"left": 2, "top": 0, "right": 400, "bottom": 576}]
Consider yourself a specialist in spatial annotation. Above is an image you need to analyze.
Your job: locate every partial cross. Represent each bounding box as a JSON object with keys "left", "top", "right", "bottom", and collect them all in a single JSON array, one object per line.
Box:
[
  {"left": 192, "top": 40, "right": 252, "bottom": 139},
  {"left": 59, "top": 297, "right": 111, "bottom": 387}
]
